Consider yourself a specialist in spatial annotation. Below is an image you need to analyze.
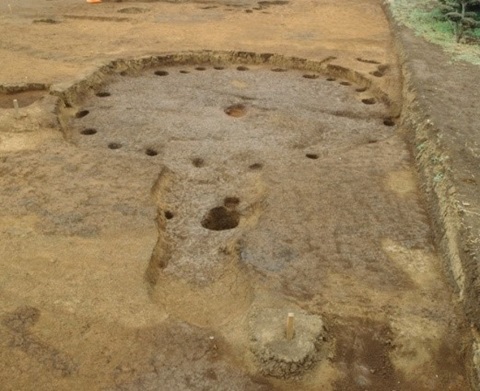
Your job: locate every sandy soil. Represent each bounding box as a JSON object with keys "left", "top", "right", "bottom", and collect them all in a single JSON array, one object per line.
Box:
[{"left": 0, "top": 1, "right": 472, "bottom": 390}]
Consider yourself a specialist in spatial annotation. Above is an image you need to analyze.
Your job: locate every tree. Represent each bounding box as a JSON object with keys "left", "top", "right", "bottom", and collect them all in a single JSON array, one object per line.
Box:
[{"left": 438, "top": 0, "right": 480, "bottom": 42}]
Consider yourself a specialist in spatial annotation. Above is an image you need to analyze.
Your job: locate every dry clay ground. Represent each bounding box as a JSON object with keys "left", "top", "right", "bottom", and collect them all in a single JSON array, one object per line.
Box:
[{"left": 0, "top": 0, "right": 472, "bottom": 390}]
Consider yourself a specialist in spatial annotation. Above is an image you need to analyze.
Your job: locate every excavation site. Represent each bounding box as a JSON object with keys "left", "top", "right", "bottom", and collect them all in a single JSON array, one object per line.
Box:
[{"left": 1, "top": 0, "right": 479, "bottom": 390}]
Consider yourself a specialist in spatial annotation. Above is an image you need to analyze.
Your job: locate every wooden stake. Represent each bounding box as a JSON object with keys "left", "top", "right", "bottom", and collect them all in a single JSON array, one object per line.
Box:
[
  {"left": 286, "top": 312, "right": 295, "bottom": 340},
  {"left": 13, "top": 99, "right": 19, "bottom": 118}
]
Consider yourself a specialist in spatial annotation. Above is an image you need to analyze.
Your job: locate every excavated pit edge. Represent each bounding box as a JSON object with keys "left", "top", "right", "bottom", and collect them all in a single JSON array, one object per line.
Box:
[{"left": 45, "top": 50, "right": 395, "bottom": 116}]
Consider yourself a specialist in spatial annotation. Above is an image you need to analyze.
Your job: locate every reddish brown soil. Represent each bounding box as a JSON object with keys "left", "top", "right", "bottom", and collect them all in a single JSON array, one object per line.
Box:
[{"left": 0, "top": 1, "right": 474, "bottom": 390}]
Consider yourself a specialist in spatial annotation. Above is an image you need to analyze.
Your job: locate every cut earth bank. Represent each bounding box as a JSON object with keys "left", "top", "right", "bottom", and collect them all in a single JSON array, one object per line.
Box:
[{"left": 0, "top": 0, "right": 477, "bottom": 390}]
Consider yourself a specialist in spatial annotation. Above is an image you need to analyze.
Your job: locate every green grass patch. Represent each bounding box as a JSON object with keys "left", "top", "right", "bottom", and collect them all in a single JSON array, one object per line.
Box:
[{"left": 390, "top": 0, "right": 480, "bottom": 65}]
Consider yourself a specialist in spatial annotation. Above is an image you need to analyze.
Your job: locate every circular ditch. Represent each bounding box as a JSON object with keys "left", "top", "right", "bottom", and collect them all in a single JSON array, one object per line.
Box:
[{"left": 201, "top": 206, "right": 240, "bottom": 231}]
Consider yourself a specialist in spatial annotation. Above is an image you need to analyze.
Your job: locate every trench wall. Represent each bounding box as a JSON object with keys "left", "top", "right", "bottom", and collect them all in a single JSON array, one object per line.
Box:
[{"left": 382, "top": 3, "right": 480, "bottom": 389}]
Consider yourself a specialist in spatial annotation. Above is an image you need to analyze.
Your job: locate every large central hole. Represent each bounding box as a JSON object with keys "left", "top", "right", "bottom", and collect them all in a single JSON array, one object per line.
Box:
[{"left": 201, "top": 206, "right": 240, "bottom": 231}]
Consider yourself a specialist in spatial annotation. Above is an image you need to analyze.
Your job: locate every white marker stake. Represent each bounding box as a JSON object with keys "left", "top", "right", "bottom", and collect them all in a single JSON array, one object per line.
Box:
[
  {"left": 286, "top": 313, "right": 295, "bottom": 340},
  {"left": 8, "top": 4, "right": 12, "bottom": 13},
  {"left": 13, "top": 99, "right": 19, "bottom": 118}
]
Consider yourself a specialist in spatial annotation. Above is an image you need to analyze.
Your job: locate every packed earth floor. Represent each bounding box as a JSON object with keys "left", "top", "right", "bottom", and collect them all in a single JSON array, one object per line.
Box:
[{"left": 0, "top": 0, "right": 474, "bottom": 390}]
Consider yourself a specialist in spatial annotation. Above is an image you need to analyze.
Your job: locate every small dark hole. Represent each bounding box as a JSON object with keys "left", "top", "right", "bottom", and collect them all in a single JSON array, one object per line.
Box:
[
  {"left": 75, "top": 110, "right": 89, "bottom": 118},
  {"left": 356, "top": 87, "right": 368, "bottom": 93},
  {"left": 303, "top": 74, "right": 319, "bottom": 79},
  {"left": 179, "top": 70, "right": 190, "bottom": 74},
  {"left": 371, "top": 71, "right": 383, "bottom": 78},
  {"left": 249, "top": 163, "right": 263, "bottom": 170},
  {"left": 120, "top": 71, "right": 128, "bottom": 76},
  {"left": 65, "top": 102, "right": 72, "bottom": 108},
  {"left": 108, "top": 142, "right": 122, "bottom": 150},
  {"left": 224, "top": 197, "right": 240, "bottom": 208},
  {"left": 362, "top": 98, "right": 376, "bottom": 105},
  {"left": 96, "top": 92, "right": 111, "bottom": 97},
  {"left": 237, "top": 66, "right": 249, "bottom": 71},
  {"left": 306, "top": 153, "right": 319, "bottom": 160},
  {"left": 272, "top": 68, "right": 287, "bottom": 72},
  {"left": 340, "top": 81, "right": 351, "bottom": 86},
  {"left": 383, "top": 118, "right": 395, "bottom": 127},
  {"left": 192, "top": 157, "right": 205, "bottom": 167},
  {"left": 245, "top": 9, "right": 253, "bottom": 13},
  {"left": 80, "top": 128, "right": 97, "bottom": 135},
  {"left": 154, "top": 70, "right": 169, "bottom": 76},
  {"left": 195, "top": 66, "right": 207, "bottom": 71},
  {"left": 164, "top": 211, "right": 174, "bottom": 220},
  {"left": 326, "top": 77, "right": 336, "bottom": 81},
  {"left": 368, "top": 139, "right": 378, "bottom": 144},
  {"left": 214, "top": 66, "right": 225, "bottom": 70},
  {"left": 146, "top": 148, "right": 158, "bottom": 156}
]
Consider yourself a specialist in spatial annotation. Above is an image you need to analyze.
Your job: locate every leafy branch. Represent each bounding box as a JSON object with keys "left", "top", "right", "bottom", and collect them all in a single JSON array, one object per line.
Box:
[{"left": 438, "top": 0, "right": 480, "bottom": 42}]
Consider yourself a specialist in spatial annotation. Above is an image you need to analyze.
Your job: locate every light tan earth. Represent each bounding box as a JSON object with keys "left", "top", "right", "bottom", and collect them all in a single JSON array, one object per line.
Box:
[{"left": 0, "top": 1, "right": 472, "bottom": 390}]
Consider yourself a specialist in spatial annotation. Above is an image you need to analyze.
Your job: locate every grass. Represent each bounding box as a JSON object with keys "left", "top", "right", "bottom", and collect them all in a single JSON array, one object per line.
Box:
[{"left": 390, "top": 0, "right": 480, "bottom": 65}]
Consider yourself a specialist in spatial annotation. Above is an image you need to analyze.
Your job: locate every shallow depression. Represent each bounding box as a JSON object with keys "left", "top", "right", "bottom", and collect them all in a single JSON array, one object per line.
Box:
[{"left": 66, "top": 62, "right": 467, "bottom": 388}]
